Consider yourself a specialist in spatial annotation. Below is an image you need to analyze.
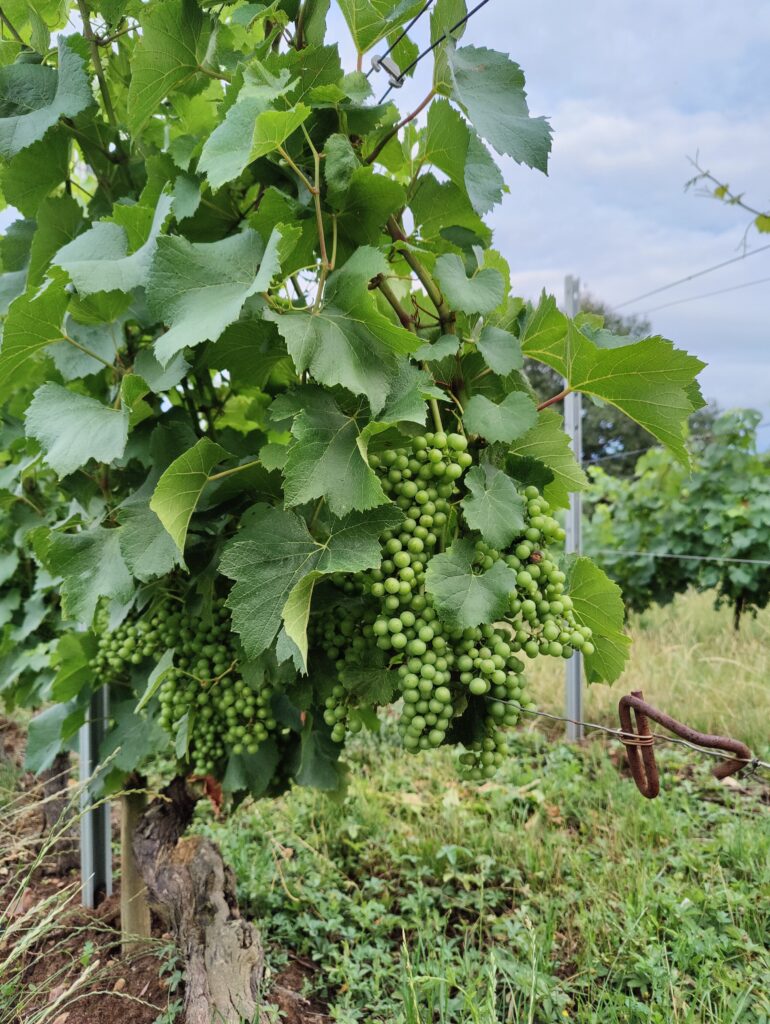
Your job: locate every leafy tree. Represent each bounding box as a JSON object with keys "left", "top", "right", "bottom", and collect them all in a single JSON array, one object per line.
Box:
[
  {"left": 0, "top": 2, "right": 705, "bottom": 1017},
  {"left": 585, "top": 410, "right": 770, "bottom": 628}
]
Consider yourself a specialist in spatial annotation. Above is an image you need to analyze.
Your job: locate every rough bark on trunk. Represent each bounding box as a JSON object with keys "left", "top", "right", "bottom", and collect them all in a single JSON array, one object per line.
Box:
[
  {"left": 132, "top": 777, "right": 266, "bottom": 1024},
  {"left": 121, "top": 781, "right": 152, "bottom": 953}
]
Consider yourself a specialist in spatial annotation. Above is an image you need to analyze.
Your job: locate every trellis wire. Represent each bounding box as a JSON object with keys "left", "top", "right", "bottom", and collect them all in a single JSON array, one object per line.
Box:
[
  {"left": 484, "top": 695, "right": 770, "bottom": 778},
  {"left": 379, "top": 0, "right": 493, "bottom": 102},
  {"left": 590, "top": 549, "right": 770, "bottom": 568},
  {"left": 366, "top": 0, "right": 434, "bottom": 78}
]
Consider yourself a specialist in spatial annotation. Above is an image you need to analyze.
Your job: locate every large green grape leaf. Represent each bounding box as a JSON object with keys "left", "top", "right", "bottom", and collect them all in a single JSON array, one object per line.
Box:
[
  {"left": 149, "top": 230, "right": 270, "bottom": 365},
  {"left": 281, "top": 571, "right": 323, "bottom": 673},
  {"left": 507, "top": 410, "right": 587, "bottom": 509},
  {"left": 45, "top": 527, "right": 135, "bottom": 625},
  {"left": 0, "top": 39, "right": 92, "bottom": 158},
  {"left": 337, "top": 0, "right": 424, "bottom": 54},
  {"left": 433, "top": 254, "right": 505, "bottom": 315},
  {"left": 25, "top": 383, "right": 129, "bottom": 477},
  {"left": 476, "top": 325, "right": 523, "bottom": 376},
  {"left": 25, "top": 701, "right": 81, "bottom": 774},
  {"left": 333, "top": 167, "right": 406, "bottom": 246},
  {"left": 27, "top": 195, "right": 85, "bottom": 290},
  {"left": 222, "top": 738, "right": 281, "bottom": 797},
  {"left": 445, "top": 43, "right": 552, "bottom": 173},
  {"left": 567, "top": 556, "right": 630, "bottom": 683},
  {"left": 426, "top": 538, "right": 518, "bottom": 628},
  {"left": 53, "top": 194, "right": 173, "bottom": 297},
  {"left": 50, "top": 633, "right": 97, "bottom": 702},
  {"left": 0, "top": 276, "right": 69, "bottom": 401},
  {"left": 521, "top": 296, "right": 707, "bottom": 463},
  {"left": 293, "top": 715, "right": 345, "bottom": 791},
  {"left": 271, "top": 387, "right": 389, "bottom": 516},
  {"left": 324, "top": 133, "right": 358, "bottom": 201},
  {"left": 117, "top": 500, "right": 184, "bottom": 582},
  {"left": 100, "top": 699, "right": 169, "bottom": 773},
  {"left": 463, "top": 392, "right": 538, "bottom": 444},
  {"left": 0, "top": 129, "right": 70, "bottom": 217},
  {"left": 461, "top": 463, "right": 526, "bottom": 549},
  {"left": 149, "top": 437, "right": 227, "bottom": 554},
  {"left": 127, "top": 0, "right": 213, "bottom": 135},
  {"left": 264, "top": 247, "right": 419, "bottom": 414},
  {"left": 220, "top": 503, "right": 403, "bottom": 660},
  {"left": 199, "top": 97, "right": 310, "bottom": 190},
  {"left": 424, "top": 99, "right": 504, "bottom": 215}
]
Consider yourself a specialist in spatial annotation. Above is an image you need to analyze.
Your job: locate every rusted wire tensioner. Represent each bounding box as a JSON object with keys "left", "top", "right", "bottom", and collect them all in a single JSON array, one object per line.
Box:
[{"left": 618, "top": 690, "right": 754, "bottom": 799}]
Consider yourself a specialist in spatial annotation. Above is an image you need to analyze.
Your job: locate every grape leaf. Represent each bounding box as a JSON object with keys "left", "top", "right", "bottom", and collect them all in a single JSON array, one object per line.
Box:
[
  {"left": 149, "top": 437, "right": 227, "bottom": 554},
  {"left": 28, "top": 195, "right": 85, "bottom": 290},
  {"left": 424, "top": 99, "right": 504, "bottom": 215},
  {"left": 133, "top": 349, "right": 190, "bottom": 393},
  {"left": 333, "top": 167, "right": 406, "bottom": 246},
  {"left": 0, "top": 39, "right": 92, "bottom": 158},
  {"left": 521, "top": 297, "right": 706, "bottom": 463},
  {"left": 45, "top": 527, "right": 135, "bottom": 625},
  {"left": 461, "top": 463, "right": 526, "bottom": 549},
  {"left": 293, "top": 715, "right": 345, "bottom": 791},
  {"left": 127, "top": 0, "right": 213, "bottom": 135},
  {"left": 100, "top": 699, "right": 169, "bottom": 772},
  {"left": 54, "top": 193, "right": 173, "bottom": 297},
  {"left": 463, "top": 392, "right": 538, "bottom": 443},
  {"left": 337, "top": 0, "right": 424, "bottom": 54},
  {"left": 0, "top": 276, "right": 69, "bottom": 400},
  {"left": 379, "top": 362, "right": 437, "bottom": 426},
  {"left": 25, "top": 383, "right": 129, "bottom": 477},
  {"left": 220, "top": 503, "right": 403, "bottom": 659},
  {"left": 0, "top": 130, "right": 70, "bottom": 216},
  {"left": 282, "top": 571, "right": 322, "bottom": 673},
  {"left": 25, "top": 701, "right": 81, "bottom": 774},
  {"left": 476, "top": 325, "right": 523, "bottom": 375},
  {"left": 272, "top": 387, "right": 389, "bottom": 516},
  {"left": 222, "top": 738, "right": 280, "bottom": 797},
  {"left": 426, "top": 537, "right": 518, "bottom": 629},
  {"left": 199, "top": 100, "right": 311, "bottom": 191},
  {"left": 149, "top": 230, "right": 269, "bottom": 365},
  {"left": 324, "top": 133, "right": 358, "bottom": 201},
  {"left": 434, "top": 253, "right": 505, "bottom": 315},
  {"left": 264, "top": 247, "right": 419, "bottom": 414},
  {"left": 445, "top": 43, "right": 552, "bottom": 173},
  {"left": 50, "top": 633, "right": 97, "bottom": 702},
  {"left": 118, "top": 501, "right": 184, "bottom": 582},
  {"left": 339, "top": 665, "right": 395, "bottom": 704},
  {"left": 567, "top": 556, "right": 630, "bottom": 683},
  {"left": 507, "top": 410, "right": 588, "bottom": 509},
  {"left": 136, "top": 649, "right": 176, "bottom": 713}
]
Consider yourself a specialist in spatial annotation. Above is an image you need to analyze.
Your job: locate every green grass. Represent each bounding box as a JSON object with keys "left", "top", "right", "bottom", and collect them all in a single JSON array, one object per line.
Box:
[{"left": 200, "top": 591, "right": 770, "bottom": 1024}]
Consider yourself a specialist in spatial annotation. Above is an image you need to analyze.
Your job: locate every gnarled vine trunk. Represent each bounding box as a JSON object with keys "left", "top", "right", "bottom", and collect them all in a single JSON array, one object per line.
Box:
[{"left": 132, "top": 777, "right": 266, "bottom": 1024}]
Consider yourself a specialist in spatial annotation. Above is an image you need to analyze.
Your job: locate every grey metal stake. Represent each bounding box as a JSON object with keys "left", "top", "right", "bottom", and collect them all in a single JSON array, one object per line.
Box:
[
  {"left": 79, "top": 686, "right": 112, "bottom": 907},
  {"left": 563, "top": 275, "right": 584, "bottom": 740}
]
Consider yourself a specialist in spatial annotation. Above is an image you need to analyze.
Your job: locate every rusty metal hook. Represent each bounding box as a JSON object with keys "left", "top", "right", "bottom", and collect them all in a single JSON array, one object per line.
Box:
[{"left": 618, "top": 690, "right": 754, "bottom": 799}]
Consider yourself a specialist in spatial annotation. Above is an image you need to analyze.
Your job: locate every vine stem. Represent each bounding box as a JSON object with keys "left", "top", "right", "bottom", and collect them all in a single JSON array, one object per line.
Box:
[
  {"left": 373, "top": 274, "right": 443, "bottom": 432},
  {"left": 386, "top": 215, "right": 456, "bottom": 334},
  {"left": 62, "top": 331, "right": 123, "bottom": 372},
  {"left": 207, "top": 459, "right": 261, "bottom": 483},
  {"left": 77, "top": 0, "right": 119, "bottom": 129},
  {"left": 537, "top": 387, "right": 570, "bottom": 411},
  {"left": 0, "top": 7, "right": 23, "bottom": 42},
  {"left": 366, "top": 90, "right": 436, "bottom": 166},
  {"left": 277, "top": 144, "right": 316, "bottom": 197}
]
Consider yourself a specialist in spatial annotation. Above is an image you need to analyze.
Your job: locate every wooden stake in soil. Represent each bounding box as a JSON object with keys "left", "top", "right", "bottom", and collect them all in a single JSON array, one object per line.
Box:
[{"left": 120, "top": 781, "right": 151, "bottom": 953}]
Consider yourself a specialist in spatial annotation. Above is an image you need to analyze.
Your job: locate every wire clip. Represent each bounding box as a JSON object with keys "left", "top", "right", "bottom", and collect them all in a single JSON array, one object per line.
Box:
[
  {"left": 370, "top": 54, "right": 404, "bottom": 89},
  {"left": 618, "top": 690, "right": 754, "bottom": 799}
]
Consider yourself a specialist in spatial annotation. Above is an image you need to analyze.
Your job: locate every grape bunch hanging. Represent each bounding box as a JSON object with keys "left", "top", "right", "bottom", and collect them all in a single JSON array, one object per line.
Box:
[{"left": 315, "top": 430, "right": 593, "bottom": 781}]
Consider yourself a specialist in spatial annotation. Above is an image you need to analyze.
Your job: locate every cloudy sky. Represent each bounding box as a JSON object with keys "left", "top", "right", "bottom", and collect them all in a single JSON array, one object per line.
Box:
[{"left": 329, "top": 1, "right": 770, "bottom": 423}]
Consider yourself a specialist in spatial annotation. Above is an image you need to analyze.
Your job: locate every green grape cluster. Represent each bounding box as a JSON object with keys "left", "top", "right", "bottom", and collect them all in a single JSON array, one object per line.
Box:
[
  {"left": 310, "top": 431, "right": 593, "bottom": 781},
  {"left": 92, "top": 597, "right": 278, "bottom": 776}
]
